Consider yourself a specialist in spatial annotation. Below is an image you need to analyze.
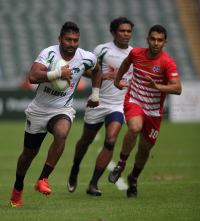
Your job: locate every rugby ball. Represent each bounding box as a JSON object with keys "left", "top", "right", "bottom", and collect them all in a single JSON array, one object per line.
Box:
[{"left": 51, "top": 58, "right": 69, "bottom": 91}]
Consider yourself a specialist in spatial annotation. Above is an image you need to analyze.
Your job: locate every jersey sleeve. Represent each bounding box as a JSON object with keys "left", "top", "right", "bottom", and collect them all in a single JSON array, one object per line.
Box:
[
  {"left": 165, "top": 59, "right": 179, "bottom": 80},
  {"left": 128, "top": 49, "right": 134, "bottom": 63},
  {"left": 34, "top": 48, "right": 51, "bottom": 68},
  {"left": 83, "top": 52, "right": 97, "bottom": 71},
  {"left": 93, "top": 45, "right": 102, "bottom": 57},
  {"left": 93, "top": 44, "right": 109, "bottom": 67}
]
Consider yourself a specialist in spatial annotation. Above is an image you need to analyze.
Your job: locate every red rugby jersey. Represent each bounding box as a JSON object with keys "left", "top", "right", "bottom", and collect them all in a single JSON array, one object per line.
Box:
[{"left": 127, "top": 48, "right": 179, "bottom": 117}]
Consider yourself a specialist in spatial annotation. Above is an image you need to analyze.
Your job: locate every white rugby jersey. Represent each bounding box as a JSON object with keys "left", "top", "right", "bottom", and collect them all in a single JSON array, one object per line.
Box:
[
  {"left": 33, "top": 45, "right": 97, "bottom": 108},
  {"left": 94, "top": 41, "right": 133, "bottom": 105}
]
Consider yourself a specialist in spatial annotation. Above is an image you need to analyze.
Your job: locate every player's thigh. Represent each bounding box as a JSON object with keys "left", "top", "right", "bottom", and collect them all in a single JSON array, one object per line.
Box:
[
  {"left": 127, "top": 116, "right": 143, "bottom": 134},
  {"left": 124, "top": 103, "right": 144, "bottom": 133},
  {"left": 141, "top": 116, "right": 162, "bottom": 145},
  {"left": 84, "top": 105, "right": 108, "bottom": 124},
  {"left": 80, "top": 124, "right": 101, "bottom": 144},
  {"left": 25, "top": 101, "right": 76, "bottom": 134},
  {"left": 105, "top": 111, "right": 124, "bottom": 139},
  {"left": 24, "top": 131, "right": 47, "bottom": 150},
  {"left": 83, "top": 105, "right": 107, "bottom": 143},
  {"left": 47, "top": 114, "right": 72, "bottom": 137}
]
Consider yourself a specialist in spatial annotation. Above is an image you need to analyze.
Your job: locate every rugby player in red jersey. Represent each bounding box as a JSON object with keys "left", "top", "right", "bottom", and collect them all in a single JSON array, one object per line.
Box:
[{"left": 108, "top": 24, "right": 182, "bottom": 198}]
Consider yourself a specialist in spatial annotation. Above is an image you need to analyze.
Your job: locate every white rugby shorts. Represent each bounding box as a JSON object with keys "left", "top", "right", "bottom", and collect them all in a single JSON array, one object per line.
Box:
[
  {"left": 24, "top": 100, "right": 76, "bottom": 134},
  {"left": 84, "top": 102, "right": 124, "bottom": 124}
]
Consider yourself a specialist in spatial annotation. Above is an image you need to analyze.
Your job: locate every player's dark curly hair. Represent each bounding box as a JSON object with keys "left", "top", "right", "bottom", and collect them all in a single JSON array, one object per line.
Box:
[
  {"left": 149, "top": 25, "right": 167, "bottom": 40},
  {"left": 60, "top": 21, "right": 80, "bottom": 37},
  {"left": 110, "top": 17, "right": 134, "bottom": 33}
]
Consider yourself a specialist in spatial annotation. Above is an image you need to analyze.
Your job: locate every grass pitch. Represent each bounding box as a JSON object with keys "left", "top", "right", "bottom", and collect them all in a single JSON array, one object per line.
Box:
[{"left": 0, "top": 119, "right": 199, "bottom": 221}]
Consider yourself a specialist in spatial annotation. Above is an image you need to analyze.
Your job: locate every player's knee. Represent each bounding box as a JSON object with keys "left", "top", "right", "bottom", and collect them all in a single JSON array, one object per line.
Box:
[
  {"left": 104, "top": 140, "right": 115, "bottom": 151},
  {"left": 128, "top": 124, "right": 142, "bottom": 137},
  {"left": 54, "top": 128, "right": 69, "bottom": 142}
]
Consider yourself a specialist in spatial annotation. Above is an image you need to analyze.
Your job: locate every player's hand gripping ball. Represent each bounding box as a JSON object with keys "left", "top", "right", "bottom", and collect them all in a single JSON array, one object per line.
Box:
[{"left": 51, "top": 58, "right": 70, "bottom": 91}]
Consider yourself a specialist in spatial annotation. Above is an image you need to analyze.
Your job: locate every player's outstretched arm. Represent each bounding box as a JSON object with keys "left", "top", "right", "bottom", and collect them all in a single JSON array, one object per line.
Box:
[
  {"left": 114, "top": 57, "right": 131, "bottom": 90},
  {"left": 145, "top": 76, "right": 182, "bottom": 95}
]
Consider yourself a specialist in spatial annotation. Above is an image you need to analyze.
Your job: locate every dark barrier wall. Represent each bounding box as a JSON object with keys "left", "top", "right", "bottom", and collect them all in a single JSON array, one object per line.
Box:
[
  {"left": 0, "top": 89, "right": 169, "bottom": 120},
  {"left": 0, "top": 89, "right": 91, "bottom": 120}
]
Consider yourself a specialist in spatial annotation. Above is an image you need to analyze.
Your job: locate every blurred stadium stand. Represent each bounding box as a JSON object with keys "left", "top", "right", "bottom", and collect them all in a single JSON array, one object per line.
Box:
[{"left": 0, "top": 0, "right": 199, "bottom": 89}]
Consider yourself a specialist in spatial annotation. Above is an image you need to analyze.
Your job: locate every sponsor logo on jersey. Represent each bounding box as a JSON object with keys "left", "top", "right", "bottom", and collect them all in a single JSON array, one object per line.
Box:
[
  {"left": 153, "top": 66, "right": 160, "bottom": 73},
  {"left": 171, "top": 73, "right": 178, "bottom": 76},
  {"left": 43, "top": 86, "right": 67, "bottom": 97},
  {"left": 108, "top": 55, "right": 120, "bottom": 59},
  {"left": 108, "top": 66, "right": 115, "bottom": 72}
]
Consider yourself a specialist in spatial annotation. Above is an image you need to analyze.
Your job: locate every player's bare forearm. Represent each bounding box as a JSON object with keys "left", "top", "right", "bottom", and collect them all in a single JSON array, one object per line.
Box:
[
  {"left": 91, "top": 61, "right": 101, "bottom": 88},
  {"left": 156, "top": 81, "right": 182, "bottom": 95},
  {"left": 146, "top": 76, "right": 182, "bottom": 95},
  {"left": 114, "top": 57, "right": 131, "bottom": 89}
]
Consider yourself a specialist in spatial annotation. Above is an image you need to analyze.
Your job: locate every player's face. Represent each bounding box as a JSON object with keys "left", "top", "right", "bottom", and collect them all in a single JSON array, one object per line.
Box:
[
  {"left": 112, "top": 23, "right": 132, "bottom": 49},
  {"left": 146, "top": 32, "right": 167, "bottom": 55},
  {"left": 58, "top": 31, "right": 79, "bottom": 55}
]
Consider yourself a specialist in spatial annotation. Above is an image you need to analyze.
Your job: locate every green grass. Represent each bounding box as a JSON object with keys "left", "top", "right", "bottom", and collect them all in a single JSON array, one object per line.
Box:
[{"left": 0, "top": 119, "right": 200, "bottom": 221}]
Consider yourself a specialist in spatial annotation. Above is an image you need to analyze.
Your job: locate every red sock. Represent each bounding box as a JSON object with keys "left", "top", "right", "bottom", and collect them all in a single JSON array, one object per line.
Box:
[
  {"left": 129, "top": 164, "right": 143, "bottom": 184},
  {"left": 117, "top": 152, "right": 130, "bottom": 168}
]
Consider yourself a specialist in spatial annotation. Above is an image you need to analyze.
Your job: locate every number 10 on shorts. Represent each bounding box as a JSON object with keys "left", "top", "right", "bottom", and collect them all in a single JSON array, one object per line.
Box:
[{"left": 149, "top": 129, "right": 159, "bottom": 139}]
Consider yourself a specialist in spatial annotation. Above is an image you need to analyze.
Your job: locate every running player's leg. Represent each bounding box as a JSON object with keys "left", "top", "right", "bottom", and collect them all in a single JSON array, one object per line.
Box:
[
  {"left": 35, "top": 114, "right": 71, "bottom": 195},
  {"left": 68, "top": 105, "right": 105, "bottom": 193},
  {"left": 88, "top": 112, "right": 124, "bottom": 194},
  {"left": 126, "top": 133, "right": 153, "bottom": 198},
  {"left": 108, "top": 116, "right": 143, "bottom": 183},
  {"left": 68, "top": 122, "right": 103, "bottom": 193},
  {"left": 127, "top": 116, "right": 162, "bottom": 198},
  {"left": 10, "top": 132, "right": 46, "bottom": 207}
]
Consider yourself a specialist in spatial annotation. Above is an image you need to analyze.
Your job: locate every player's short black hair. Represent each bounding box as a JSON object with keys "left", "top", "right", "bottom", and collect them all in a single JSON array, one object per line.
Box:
[
  {"left": 60, "top": 21, "right": 80, "bottom": 37},
  {"left": 148, "top": 25, "right": 167, "bottom": 40},
  {"left": 110, "top": 17, "right": 134, "bottom": 33}
]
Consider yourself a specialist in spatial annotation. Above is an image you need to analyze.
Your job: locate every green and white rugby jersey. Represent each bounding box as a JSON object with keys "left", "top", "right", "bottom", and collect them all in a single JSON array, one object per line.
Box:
[
  {"left": 34, "top": 45, "right": 96, "bottom": 108},
  {"left": 94, "top": 41, "right": 133, "bottom": 105}
]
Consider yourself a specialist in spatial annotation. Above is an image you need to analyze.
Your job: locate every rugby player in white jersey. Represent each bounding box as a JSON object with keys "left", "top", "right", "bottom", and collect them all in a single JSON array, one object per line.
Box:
[
  {"left": 67, "top": 17, "right": 134, "bottom": 196},
  {"left": 10, "top": 21, "right": 101, "bottom": 207}
]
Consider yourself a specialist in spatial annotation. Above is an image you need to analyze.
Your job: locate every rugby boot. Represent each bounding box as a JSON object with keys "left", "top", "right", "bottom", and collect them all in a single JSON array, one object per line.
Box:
[
  {"left": 126, "top": 175, "right": 137, "bottom": 198},
  {"left": 34, "top": 178, "right": 52, "bottom": 195},
  {"left": 86, "top": 184, "right": 102, "bottom": 196},
  {"left": 108, "top": 165, "right": 124, "bottom": 183}
]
